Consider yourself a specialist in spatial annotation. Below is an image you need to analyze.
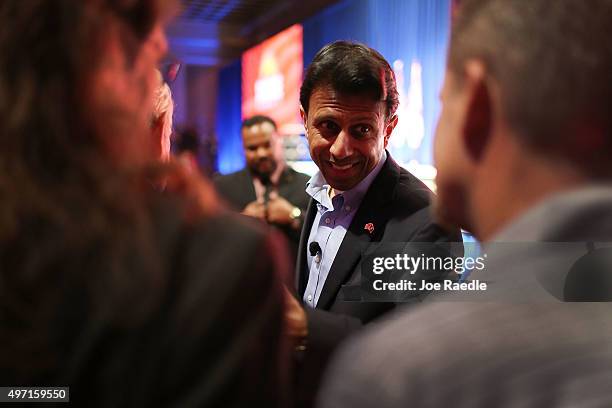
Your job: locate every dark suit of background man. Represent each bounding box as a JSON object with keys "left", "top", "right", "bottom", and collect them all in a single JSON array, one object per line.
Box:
[
  {"left": 215, "top": 115, "right": 310, "bottom": 259},
  {"left": 283, "top": 41, "right": 462, "bottom": 406},
  {"left": 318, "top": 1, "right": 612, "bottom": 407}
]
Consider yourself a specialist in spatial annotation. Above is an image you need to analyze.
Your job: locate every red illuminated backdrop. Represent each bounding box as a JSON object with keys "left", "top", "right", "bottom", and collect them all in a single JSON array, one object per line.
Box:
[{"left": 242, "top": 24, "right": 303, "bottom": 135}]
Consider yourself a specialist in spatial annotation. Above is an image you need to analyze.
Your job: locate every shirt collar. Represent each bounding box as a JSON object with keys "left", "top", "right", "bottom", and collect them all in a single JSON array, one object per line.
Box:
[
  {"left": 492, "top": 185, "right": 612, "bottom": 241},
  {"left": 252, "top": 160, "right": 285, "bottom": 186},
  {"left": 306, "top": 150, "right": 387, "bottom": 211}
]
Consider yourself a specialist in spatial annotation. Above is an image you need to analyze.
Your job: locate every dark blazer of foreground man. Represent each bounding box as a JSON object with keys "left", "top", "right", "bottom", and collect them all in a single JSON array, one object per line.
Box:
[
  {"left": 318, "top": 1, "right": 612, "bottom": 407},
  {"left": 288, "top": 41, "right": 462, "bottom": 406},
  {"left": 0, "top": 2, "right": 290, "bottom": 407}
]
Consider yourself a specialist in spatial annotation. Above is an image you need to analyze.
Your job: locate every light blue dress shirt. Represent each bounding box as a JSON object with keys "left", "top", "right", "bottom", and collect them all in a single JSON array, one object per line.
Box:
[{"left": 303, "top": 151, "right": 387, "bottom": 307}]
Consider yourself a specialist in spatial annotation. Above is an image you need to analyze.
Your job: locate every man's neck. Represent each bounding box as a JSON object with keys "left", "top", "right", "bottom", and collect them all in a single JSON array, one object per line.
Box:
[
  {"left": 472, "top": 157, "right": 586, "bottom": 242},
  {"left": 253, "top": 161, "right": 285, "bottom": 186}
]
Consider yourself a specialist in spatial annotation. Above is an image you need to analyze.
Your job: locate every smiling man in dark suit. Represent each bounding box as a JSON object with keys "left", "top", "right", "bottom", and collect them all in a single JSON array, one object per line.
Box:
[{"left": 286, "top": 41, "right": 462, "bottom": 406}]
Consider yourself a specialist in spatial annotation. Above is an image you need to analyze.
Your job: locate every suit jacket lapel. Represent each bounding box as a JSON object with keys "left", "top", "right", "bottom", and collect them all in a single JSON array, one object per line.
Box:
[
  {"left": 277, "top": 168, "right": 294, "bottom": 199},
  {"left": 241, "top": 169, "right": 257, "bottom": 206},
  {"left": 316, "top": 155, "right": 401, "bottom": 309},
  {"left": 296, "top": 198, "right": 317, "bottom": 297}
]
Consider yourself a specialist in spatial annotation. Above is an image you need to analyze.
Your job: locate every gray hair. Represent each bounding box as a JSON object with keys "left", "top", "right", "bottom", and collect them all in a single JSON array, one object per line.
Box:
[{"left": 449, "top": 0, "right": 612, "bottom": 177}]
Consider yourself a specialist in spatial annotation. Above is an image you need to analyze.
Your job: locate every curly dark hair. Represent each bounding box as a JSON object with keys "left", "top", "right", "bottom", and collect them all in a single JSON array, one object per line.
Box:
[{"left": 300, "top": 40, "right": 399, "bottom": 119}]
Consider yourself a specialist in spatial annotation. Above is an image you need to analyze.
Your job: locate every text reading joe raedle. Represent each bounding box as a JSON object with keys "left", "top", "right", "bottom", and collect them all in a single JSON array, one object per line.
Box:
[{"left": 370, "top": 253, "right": 488, "bottom": 292}]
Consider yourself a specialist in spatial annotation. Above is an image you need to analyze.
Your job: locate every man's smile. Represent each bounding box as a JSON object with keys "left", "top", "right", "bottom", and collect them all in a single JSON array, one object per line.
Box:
[{"left": 327, "top": 160, "right": 359, "bottom": 171}]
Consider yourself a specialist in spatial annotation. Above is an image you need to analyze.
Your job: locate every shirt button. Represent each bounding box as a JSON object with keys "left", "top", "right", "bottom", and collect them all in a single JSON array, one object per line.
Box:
[
  {"left": 325, "top": 217, "right": 331, "bottom": 224},
  {"left": 307, "top": 294, "right": 313, "bottom": 301},
  {"left": 345, "top": 205, "right": 351, "bottom": 211}
]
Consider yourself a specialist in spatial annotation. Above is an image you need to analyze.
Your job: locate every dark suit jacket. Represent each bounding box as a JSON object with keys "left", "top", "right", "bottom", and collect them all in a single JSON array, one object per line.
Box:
[
  {"left": 214, "top": 166, "right": 311, "bottom": 260},
  {"left": 318, "top": 187, "right": 612, "bottom": 408},
  {"left": 295, "top": 154, "right": 462, "bottom": 405},
  {"left": 1, "top": 197, "right": 291, "bottom": 407}
]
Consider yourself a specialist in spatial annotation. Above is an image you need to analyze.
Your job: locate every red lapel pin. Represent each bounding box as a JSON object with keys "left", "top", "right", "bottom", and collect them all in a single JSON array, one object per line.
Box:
[{"left": 364, "top": 222, "right": 375, "bottom": 235}]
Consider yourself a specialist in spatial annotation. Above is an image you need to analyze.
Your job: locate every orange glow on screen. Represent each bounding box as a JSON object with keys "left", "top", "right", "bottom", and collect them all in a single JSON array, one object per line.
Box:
[{"left": 242, "top": 24, "right": 303, "bottom": 135}]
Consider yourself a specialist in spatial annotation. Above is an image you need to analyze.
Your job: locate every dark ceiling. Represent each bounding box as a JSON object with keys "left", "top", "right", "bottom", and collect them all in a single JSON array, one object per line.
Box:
[
  {"left": 168, "top": 0, "right": 340, "bottom": 67},
  {"left": 180, "top": 0, "right": 286, "bottom": 24}
]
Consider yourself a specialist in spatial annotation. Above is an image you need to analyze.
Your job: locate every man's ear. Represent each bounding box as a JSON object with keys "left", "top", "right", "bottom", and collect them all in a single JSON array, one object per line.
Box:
[
  {"left": 462, "top": 61, "right": 492, "bottom": 163},
  {"left": 299, "top": 106, "right": 308, "bottom": 135},
  {"left": 384, "top": 114, "right": 398, "bottom": 147}
]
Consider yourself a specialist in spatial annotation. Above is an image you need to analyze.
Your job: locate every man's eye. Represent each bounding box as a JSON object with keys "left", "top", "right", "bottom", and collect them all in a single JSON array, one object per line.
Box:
[
  {"left": 320, "top": 121, "right": 340, "bottom": 133},
  {"left": 353, "top": 125, "right": 372, "bottom": 137}
]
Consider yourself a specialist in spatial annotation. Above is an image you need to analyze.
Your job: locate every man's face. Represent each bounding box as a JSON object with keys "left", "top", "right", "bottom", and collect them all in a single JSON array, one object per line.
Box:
[
  {"left": 433, "top": 69, "right": 473, "bottom": 230},
  {"left": 301, "top": 85, "right": 395, "bottom": 191},
  {"left": 242, "top": 122, "right": 283, "bottom": 180}
]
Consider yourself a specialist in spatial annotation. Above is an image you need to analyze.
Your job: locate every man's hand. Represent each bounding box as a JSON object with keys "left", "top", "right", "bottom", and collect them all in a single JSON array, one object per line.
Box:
[
  {"left": 242, "top": 200, "right": 266, "bottom": 219},
  {"left": 161, "top": 153, "right": 221, "bottom": 221},
  {"left": 284, "top": 287, "right": 308, "bottom": 341},
  {"left": 266, "top": 196, "right": 295, "bottom": 225}
]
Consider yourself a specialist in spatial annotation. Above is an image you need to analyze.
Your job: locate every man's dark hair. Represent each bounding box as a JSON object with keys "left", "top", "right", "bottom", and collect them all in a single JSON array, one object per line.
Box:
[
  {"left": 450, "top": 0, "right": 612, "bottom": 177},
  {"left": 242, "top": 115, "right": 277, "bottom": 130},
  {"left": 300, "top": 41, "right": 399, "bottom": 119}
]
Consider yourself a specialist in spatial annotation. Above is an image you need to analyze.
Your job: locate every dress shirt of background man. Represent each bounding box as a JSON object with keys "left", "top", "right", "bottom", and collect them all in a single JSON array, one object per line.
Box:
[
  {"left": 215, "top": 115, "right": 310, "bottom": 259},
  {"left": 285, "top": 41, "right": 462, "bottom": 406},
  {"left": 318, "top": 1, "right": 612, "bottom": 407}
]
